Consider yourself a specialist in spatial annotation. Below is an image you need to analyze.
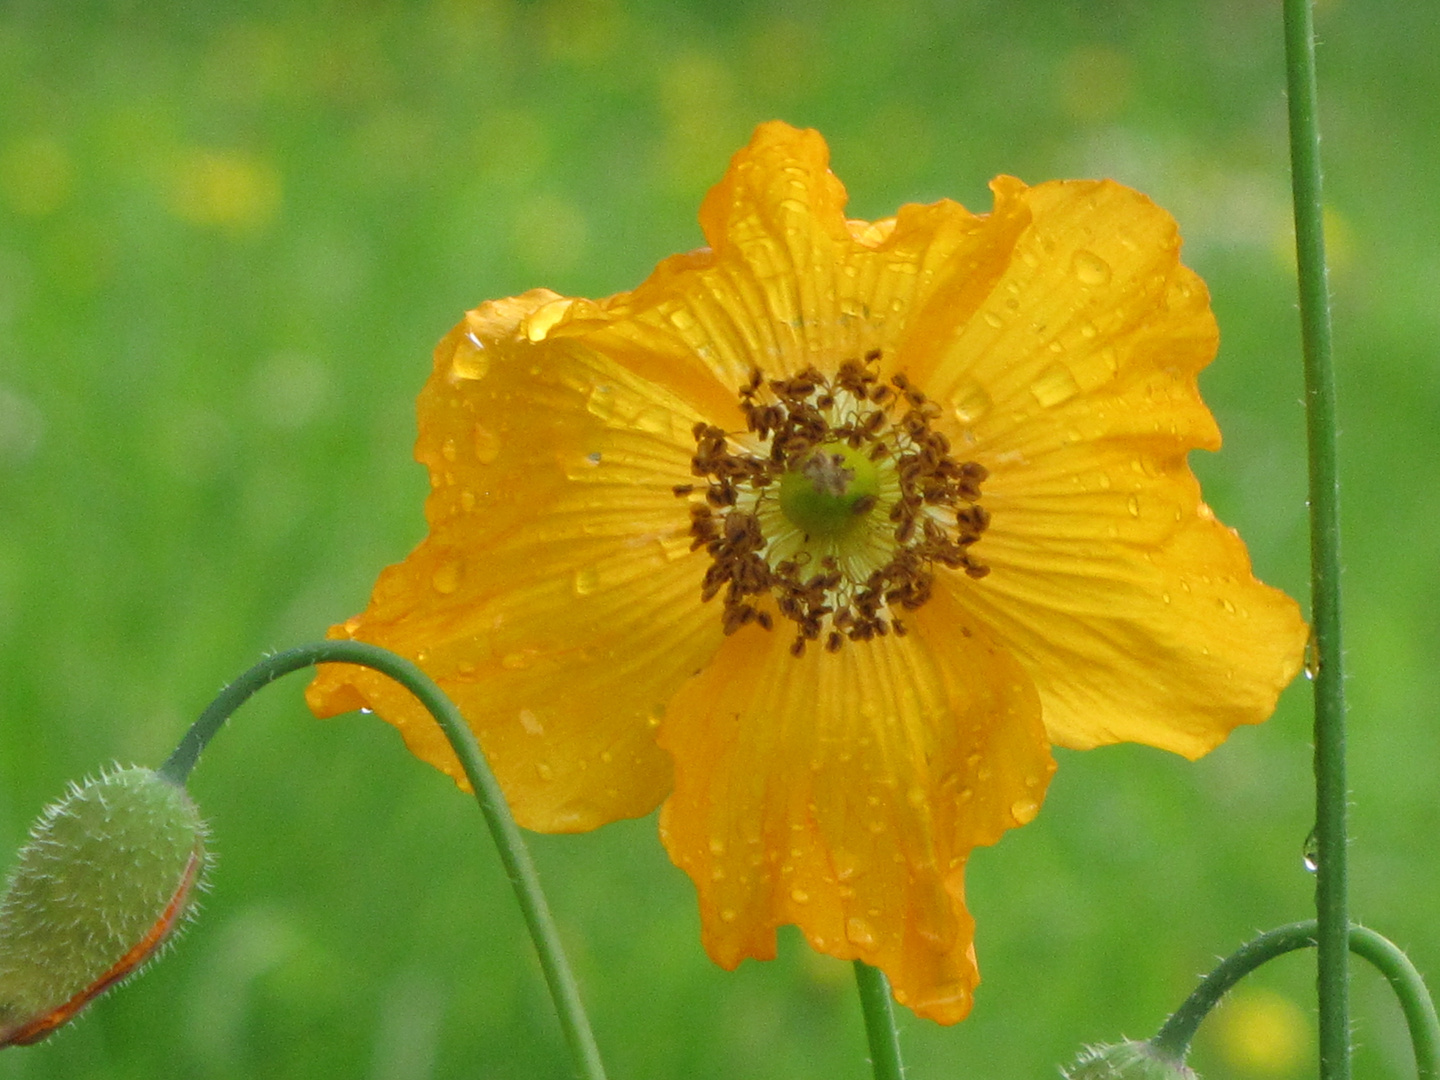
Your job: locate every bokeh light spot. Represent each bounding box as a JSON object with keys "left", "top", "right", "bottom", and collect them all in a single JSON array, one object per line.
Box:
[{"left": 1213, "top": 987, "right": 1310, "bottom": 1075}]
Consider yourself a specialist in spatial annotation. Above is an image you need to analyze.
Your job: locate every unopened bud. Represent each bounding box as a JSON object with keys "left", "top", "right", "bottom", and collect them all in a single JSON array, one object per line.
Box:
[
  {"left": 0, "top": 766, "right": 207, "bottom": 1047},
  {"left": 1063, "top": 1040, "right": 1199, "bottom": 1080}
]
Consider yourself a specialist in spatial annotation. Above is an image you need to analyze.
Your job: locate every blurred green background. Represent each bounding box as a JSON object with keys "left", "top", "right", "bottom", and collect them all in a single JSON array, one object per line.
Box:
[{"left": 1, "top": 0, "right": 1435, "bottom": 1077}]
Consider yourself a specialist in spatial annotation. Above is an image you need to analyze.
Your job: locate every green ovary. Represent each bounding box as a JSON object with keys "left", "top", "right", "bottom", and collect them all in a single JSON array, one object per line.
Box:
[{"left": 777, "top": 443, "right": 881, "bottom": 540}]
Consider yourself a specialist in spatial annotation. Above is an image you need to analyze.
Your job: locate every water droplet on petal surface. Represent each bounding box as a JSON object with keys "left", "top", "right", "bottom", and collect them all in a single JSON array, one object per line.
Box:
[
  {"left": 846, "top": 918, "right": 877, "bottom": 949},
  {"left": 448, "top": 335, "right": 489, "bottom": 381},
  {"left": 431, "top": 559, "right": 462, "bottom": 595},
  {"left": 1031, "top": 364, "right": 1080, "bottom": 408},
  {"left": 472, "top": 424, "right": 501, "bottom": 464},
  {"left": 572, "top": 566, "right": 601, "bottom": 595},
  {"left": 1072, "top": 249, "right": 1113, "bottom": 286}
]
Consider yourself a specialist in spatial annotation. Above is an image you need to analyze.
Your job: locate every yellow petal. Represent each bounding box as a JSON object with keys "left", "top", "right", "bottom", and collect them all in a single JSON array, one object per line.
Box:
[
  {"left": 656, "top": 587, "right": 1053, "bottom": 1024},
  {"left": 586, "top": 122, "right": 1028, "bottom": 403},
  {"left": 308, "top": 291, "right": 726, "bottom": 831},
  {"left": 914, "top": 178, "right": 1307, "bottom": 755}
]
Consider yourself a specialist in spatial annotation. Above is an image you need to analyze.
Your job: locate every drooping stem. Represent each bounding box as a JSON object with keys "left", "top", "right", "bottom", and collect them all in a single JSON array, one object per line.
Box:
[
  {"left": 1281, "top": 1, "right": 1349, "bottom": 1077},
  {"left": 853, "top": 961, "right": 906, "bottom": 1080},
  {"left": 161, "top": 641, "right": 609, "bottom": 1080},
  {"left": 1349, "top": 927, "right": 1440, "bottom": 1080},
  {"left": 1150, "top": 922, "right": 1320, "bottom": 1062},
  {"left": 1151, "top": 923, "right": 1440, "bottom": 1080}
]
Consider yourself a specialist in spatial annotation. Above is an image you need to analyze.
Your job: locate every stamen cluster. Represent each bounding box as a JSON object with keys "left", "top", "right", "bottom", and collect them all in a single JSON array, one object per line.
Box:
[{"left": 676, "top": 351, "right": 991, "bottom": 657}]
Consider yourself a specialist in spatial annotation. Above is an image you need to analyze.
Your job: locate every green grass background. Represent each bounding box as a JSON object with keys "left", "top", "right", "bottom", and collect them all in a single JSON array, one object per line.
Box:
[{"left": 1, "top": 1, "right": 1436, "bottom": 1077}]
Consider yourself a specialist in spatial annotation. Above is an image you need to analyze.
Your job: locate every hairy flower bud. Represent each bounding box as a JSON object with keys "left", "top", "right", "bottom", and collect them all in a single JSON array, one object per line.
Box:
[
  {"left": 1063, "top": 1040, "right": 1199, "bottom": 1080},
  {"left": 0, "top": 766, "right": 207, "bottom": 1047}
]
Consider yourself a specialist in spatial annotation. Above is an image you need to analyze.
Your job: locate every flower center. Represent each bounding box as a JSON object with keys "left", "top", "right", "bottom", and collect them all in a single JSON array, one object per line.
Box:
[
  {"left": 676, "top": 351, "right": 991, "bottom": 657},
  {"left": 778, "top": 443, "right": 879, "bottom": 540}
]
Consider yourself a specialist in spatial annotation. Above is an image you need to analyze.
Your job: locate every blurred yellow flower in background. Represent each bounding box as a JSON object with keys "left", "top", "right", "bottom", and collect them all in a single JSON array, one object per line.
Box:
[{"left": 307, "top": 121, "right": 1307, "bottom": 1022}]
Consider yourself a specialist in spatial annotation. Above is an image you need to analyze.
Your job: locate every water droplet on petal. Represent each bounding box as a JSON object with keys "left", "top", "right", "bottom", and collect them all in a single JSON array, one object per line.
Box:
[
  {"left": 1072, "top": 249, "right": 1112, "bottom": 286},
  {"left": 1010, "top": 798, "right": 1039, "bottom": 823},
  {"left": 535, "top": 761, "right": 554, "bottom": 781},
  {"left": 951, "top": 380, "right": 992, "bottom": 424},
  {"left": 1127, "top": 494, "right": 1141, "bottom": 517},
  {"left": 790, "top": 888, "right": 810, "bottom": 904},
  {"left": 720, "top": 908, "right": 738, "bottom": 923},
  {"left": 572, "top": 566, "right": 601, "bottom": 595},
  {"left": 431, "top": 559, "right": 462, "bottom": 595},
  {"left": 1030, "top": 364, "right": 1080, "bottom": 408},
  {"left": 449, "top": 334, "right": 489, "bottom": 381},
  {"left": 473, "top": 424, "right": 501, "bottom": 464},
  {"left": 459, "top": 490, "right": 476, "bottom": 512},
  {"left": 708, "top": 837, "right": 726, "bottom": 856},
  {"left": 982, "top": 310, "right": 1004, "bottom": 329},
  {"left": 519, "top": 708, "right": 544, "bottom": 735},
  {"left": 846, "top": 917, "right": 877, "bottom": 949}
]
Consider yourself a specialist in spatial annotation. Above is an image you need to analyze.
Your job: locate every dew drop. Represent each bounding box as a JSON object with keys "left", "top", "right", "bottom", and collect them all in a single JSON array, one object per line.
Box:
[
  {"left": 982, "top": 310, "right": 1004, "bottom": 329},
  {"left": 1302, "top": 825, "right": 1319, "bottom": 873},
  {"left": 535, "top": 761, "right": 554, "bottom": 781},
  {"left": 709, "top": 837, "right": 727, "bottom": 856},
  {"left": 440, "top": 437, "right": 458, "bottom": 462},
  {"left": 1010, "top": 797, "right": 1039, "bottom": 823},
  {"left": 790, "top": 888, "right": 810, "bottom": 904},
  {"left": 1127, "top": 494, "right": 1140, "bottom": 517},
  {"left": 431, "top": 559, "right": 462, "bottom": 595},
  {"left": 459, "top": 490, "right": 476, "bottom": 512},
  {"left": 951, "top": 381, "right": 992, "bottom": 424},
  {"left": 1072, "top": 249, "right": 1113, "bottom": 286},
  {"left": 1303, "top": 633, "right": 1320, "bottom": 680},
  {"left": 472, "top": 424, "right": 501, "bottom": 464},
  {"left": 846, "top": 918, "right": 877, "bottom": 949},
  {"left": 1030, "top": 364, "right": 1080, "bottom": 408},
  {"left": 710, "top": 867, "right": 726, "bottom": 882},
  {"left": 449, "top": 334, "right": 489, "bottom": 381},
  {"left": 720, "top": 908, "right": 738, "bottom": 923},
  {"left": 573, "top": 566, "right": 601, "bottom": 595},
  {"left": 519, "top": 708, "right": 544, "bottom": 735}
]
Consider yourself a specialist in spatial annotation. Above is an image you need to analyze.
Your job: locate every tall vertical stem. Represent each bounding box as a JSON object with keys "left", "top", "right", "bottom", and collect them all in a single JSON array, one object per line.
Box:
[{"left": 1281, "top": 2, "right": 1349, "bottom": 1078}]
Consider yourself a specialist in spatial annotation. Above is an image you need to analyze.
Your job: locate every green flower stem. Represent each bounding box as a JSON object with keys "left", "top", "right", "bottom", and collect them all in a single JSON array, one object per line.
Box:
[
  {"left": 1150, "top": 922, "right": 1320, "bottom": 1062},
  {"left": 159, "top": 641, "right": 609, "bottom": 1080},
  {"left": 853, "top": 960, "right": 906, "bottom": 1080},
  {"left": 1150, "top": 922, "right": 1440, "bottom": 1080},
  {"left": 1282, "top": 1, "right": 1350, "bottom": 1077},
  {"left": 1349, "top": 927, "right": 1440, "bottom": 1080}
]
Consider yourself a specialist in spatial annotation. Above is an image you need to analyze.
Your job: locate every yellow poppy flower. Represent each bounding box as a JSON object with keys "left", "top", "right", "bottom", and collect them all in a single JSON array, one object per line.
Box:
[{"left": 307, "top": 121, "right": 1307, "bottom": 1023}]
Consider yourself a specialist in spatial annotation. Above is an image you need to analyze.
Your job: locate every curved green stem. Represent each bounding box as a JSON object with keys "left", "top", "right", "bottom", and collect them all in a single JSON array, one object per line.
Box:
[
  {"left": 1150, "top": 922, "right": 1319, "bottom": 1061},
  {"left": 853, "top": 961, "right": 906, "bottom": 1080},
  {"left": 1349, "top": 927, "right": 1440, "bottom": 1080},
  {"left": 1282, "top": 1, "right": 1350, "bottom": 1076},
  {"left": 1151, "top": 922, "right": 1440, "bottom": 1080},
  {"left": 161, "top": 641, "right": 608, "bottom": 1080}
]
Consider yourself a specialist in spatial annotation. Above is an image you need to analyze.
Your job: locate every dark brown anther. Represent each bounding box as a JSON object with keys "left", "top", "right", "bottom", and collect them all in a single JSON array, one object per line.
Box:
[{"left": 826, "top": 632, "right": 844, "bottom": 653}]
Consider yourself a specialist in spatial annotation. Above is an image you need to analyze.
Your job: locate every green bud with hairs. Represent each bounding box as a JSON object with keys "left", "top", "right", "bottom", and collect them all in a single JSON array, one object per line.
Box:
[
  {"left": 0, "top": 766, "right": 208, "bottom": 1047},
  {"left": 1063, "top": 1041, "right": 1199, "bottom": 1080}
]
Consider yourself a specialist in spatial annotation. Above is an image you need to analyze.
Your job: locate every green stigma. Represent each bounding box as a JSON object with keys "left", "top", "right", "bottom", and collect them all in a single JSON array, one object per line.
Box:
[{"left": 778, "top": 442, "right": 880, "bottom": 539}]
